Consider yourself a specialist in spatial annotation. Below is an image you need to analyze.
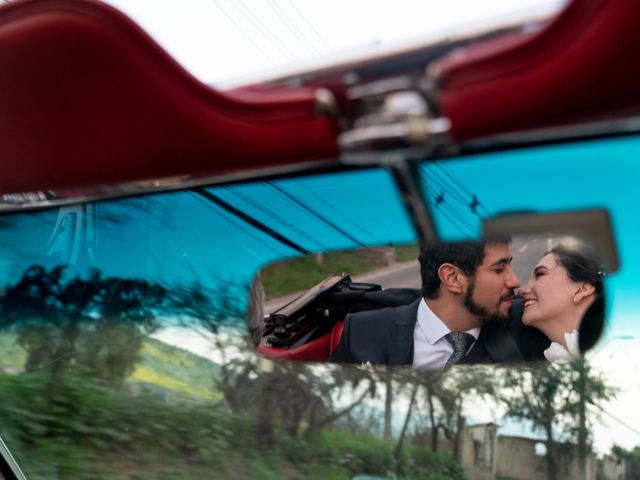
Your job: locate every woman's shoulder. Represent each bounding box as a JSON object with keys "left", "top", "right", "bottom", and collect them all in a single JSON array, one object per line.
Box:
[{"left": 543, "top": 330, "right": 580, "bottom": 362}]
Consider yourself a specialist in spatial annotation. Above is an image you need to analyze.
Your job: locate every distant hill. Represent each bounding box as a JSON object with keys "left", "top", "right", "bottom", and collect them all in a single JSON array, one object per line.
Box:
[
  {"left": 0, "top": 331, "right": 221, "bottom": 399},
  {"left": 0, "top": 332, "right": 26, "bottom": 373},
  {"left": 132, "top": 336, "right": 222, "bottom": 399}
]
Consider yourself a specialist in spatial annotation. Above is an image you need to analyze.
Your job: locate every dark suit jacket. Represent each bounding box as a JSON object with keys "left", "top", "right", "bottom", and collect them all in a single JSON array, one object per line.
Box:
[{"left": 329, "top": 298, "right": 545, "bottom": 366}]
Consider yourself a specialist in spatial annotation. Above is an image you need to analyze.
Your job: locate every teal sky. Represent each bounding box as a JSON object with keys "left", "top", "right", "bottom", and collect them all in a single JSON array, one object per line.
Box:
[
  {"left": 422, "top": 134, "right": 640, "bottom": 335},
  {"left": 1, "top": 135, "right": 637, "bottom": 336},
  {"left": 0, "top": 168, "right": 415, "bottom": 322}
]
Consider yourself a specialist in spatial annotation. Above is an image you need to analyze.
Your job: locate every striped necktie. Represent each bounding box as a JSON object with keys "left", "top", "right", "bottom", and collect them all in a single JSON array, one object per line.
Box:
[{"left": 444, "top": 332, "right": 475, "bottom": 367}]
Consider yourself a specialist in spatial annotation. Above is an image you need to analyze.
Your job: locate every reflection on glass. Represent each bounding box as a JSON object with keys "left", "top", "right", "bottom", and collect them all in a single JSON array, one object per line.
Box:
[
  {"left": 0, "top": 167, "right": 417, "bottom": 478},
  {"left": 258, "top": 235, "right": 605, "bottom": 367},
  {"left": 0, "top": 157, "right": 619, "bottom": 479},
  {"left": 419, "top": 135, "right": 638, "bottom": 337},
  {"left": 519, "top": 242, "right": 606, "bottom": 356}
]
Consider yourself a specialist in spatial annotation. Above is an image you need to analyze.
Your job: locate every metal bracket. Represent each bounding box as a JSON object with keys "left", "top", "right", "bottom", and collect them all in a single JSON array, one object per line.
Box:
[
  {"left": 388, "top": 159, "right": 438, "bottom": 245},
  {"left": 337, "top": 72, "right": 448, "bottom": 243}
]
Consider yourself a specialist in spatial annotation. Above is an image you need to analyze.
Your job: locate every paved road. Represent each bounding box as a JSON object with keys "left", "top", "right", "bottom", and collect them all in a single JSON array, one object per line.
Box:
[
  {"left": 265, "top": 260, "right": 420, "bottom": 312},
  {"left": 352, "top": 260, "right": 420, "bottom": 289},
  {"left": 265, "top": 236, "right": 562, "bottom": 312}
]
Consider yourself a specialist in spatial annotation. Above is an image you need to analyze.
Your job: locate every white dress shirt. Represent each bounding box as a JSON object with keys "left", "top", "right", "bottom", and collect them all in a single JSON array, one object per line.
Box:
[{"left": 412, "top": 298, "right": 480, "bottom": 370}]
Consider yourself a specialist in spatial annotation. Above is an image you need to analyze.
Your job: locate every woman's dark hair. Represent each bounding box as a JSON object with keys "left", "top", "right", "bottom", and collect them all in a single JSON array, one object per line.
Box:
[
  {"left": 550, "top": 245, "right": 604, "bottom": 294},
  {"left": 549, "top": 245, "right": 606, "bottom": 353}
]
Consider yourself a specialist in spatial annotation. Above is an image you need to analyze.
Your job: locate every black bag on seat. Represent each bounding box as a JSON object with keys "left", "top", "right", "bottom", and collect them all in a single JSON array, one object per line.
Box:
[{"left": 262, "top": 273, "right": 420, "bottom": 348}]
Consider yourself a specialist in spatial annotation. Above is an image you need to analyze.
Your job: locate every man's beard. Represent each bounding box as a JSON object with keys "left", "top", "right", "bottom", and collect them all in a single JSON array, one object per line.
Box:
[{"left": 463, "top": 278, "right": 512, "bottom": 324}]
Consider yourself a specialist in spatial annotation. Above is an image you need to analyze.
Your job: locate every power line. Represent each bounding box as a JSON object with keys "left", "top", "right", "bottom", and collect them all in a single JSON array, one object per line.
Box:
[
  {"left": 435, "top": 204, "right": 476, "bottom": 239},
  {"left": 427, "top": 166, "right": 491, "bottom": 219},
  {"left": 187, "top": 193, "right": 287, "bottom": 264},
  {"left": 441, "top": 202, "right": 480, "bottom": 236},
  {"left": 192, "top": 190, "right": 287, "bottom": 258},
  {"left": 225, "top": 187, "right": 325, "bottom": 251},
  {"left": 264, "top": 0, "right": 320, "bottom": 56},
  {"left": 423, "top": 167, "right": 489, "bottom": 224},
  {"left": 430, "top": 162, "right": 493, "bottom": 217},
  {"left": 210, "top": 0, "right": 278, "bottom": 65},
  {"left": 192, "top": 187, "right": 309, "bottom": 255},
  {"left": 423, "top": 179, "right": 479, "bottom": 237},
  {"left": 424, "top": 169, "right": 475, "bottom": 211},
  {"left": 589, "top": 403, "right": 640, "bottom": 437},
  {"left": 425, "top": 186, "right": 483, "bottom": 235},
  {"left": 425, "top": 191, "right": 477, "bottom": 239},
  {"left": 232, "top": 0, "right": 301, "bottom": 62},
  {"left": 266, "top": 181, "right": 365, "bottom": 248},
  {"left": 292, "top": 179, "right": 386, "bottom": 245},
  {"left": 435, "top": 161, "right": 492, "bottom": 217},
  {"left": 425, "top": 173, "right": 474, "bottom": 215},
  {"left": 423, "top": 175, "right": 483, "bottom": 234},
  {"left": 422, "top": 168, "right": 490, "bottom": 238},
  {"left": 285, "top": 0, "right": 333, "bottom": 51}
]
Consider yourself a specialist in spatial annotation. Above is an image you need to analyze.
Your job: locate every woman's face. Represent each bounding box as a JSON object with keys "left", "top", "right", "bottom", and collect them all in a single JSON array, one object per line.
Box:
[{"left": 519, "top": 253, "right": 579, "bottom": 328}]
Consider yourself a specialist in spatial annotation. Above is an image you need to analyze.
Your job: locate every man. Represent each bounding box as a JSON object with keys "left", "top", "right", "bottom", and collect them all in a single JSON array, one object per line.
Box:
[{"left": 329, "top": 239, "right": 525, "bottom": 368}]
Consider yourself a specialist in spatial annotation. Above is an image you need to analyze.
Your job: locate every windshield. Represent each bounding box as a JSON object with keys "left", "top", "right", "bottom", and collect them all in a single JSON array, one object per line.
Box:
[{"left": 0, "top": 134, "right": 638, "bottom": 479}]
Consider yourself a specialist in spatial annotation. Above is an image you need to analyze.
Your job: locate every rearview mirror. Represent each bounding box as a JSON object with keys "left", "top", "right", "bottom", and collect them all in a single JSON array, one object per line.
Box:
[{"left": 256, "top": 233, "right": 608, "bottom": 368}]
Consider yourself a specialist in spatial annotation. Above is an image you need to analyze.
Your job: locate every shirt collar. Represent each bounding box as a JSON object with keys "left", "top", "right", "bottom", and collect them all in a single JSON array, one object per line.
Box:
[{"left": 417, "top": 298, "right": 481, "bottom": 345}]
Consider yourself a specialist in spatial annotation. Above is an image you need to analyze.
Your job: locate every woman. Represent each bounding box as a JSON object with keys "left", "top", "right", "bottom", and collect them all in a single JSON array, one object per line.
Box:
[{"left": 518, "top": 245, "right": 605, "bottom": 361}]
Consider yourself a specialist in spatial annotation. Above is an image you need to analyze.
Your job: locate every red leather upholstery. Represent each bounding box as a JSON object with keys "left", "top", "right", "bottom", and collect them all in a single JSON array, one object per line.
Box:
[
  {"left": 0, "top": 0, "right": 338, "bottom": 195},
  {"left": 257, "top": 334, "right": 332, "bottom": 363},
  {"left": 256, "top": 321, "right": 345, "bottom": 362},
  {"left": 329, "top": 322, "right": 345, "bottom": 355},
  {"left": 440, "top": 0, "right": 640, "bottom": 141}
]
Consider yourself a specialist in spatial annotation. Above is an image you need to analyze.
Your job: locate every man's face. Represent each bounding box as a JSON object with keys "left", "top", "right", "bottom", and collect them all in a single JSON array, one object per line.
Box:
[{"left": 463, "top": 243, "right": 520, "bottom": 322}]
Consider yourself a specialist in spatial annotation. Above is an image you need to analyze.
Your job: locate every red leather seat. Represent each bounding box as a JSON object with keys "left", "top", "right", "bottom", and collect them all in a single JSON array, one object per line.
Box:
[
  {"left": 329, "top": 322, "right": 345, "bottom": 355},
  {"left": 256, "top": 321, "right": 344, "bottom": 362}
]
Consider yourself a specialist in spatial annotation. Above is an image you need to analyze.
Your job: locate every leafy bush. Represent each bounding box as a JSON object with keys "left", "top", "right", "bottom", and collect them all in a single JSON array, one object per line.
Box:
[
  {"left": 0, "top": 372, "right": 234, "bottom": 477},
  {"left": 314, "top": 430, "right": 395, "bottom": 476},
  {"left": 400, "top": 444, "right": 467, "bottom": 480},
  {"left": 0, "top": 372, "right": 466, "bottom": 479}
]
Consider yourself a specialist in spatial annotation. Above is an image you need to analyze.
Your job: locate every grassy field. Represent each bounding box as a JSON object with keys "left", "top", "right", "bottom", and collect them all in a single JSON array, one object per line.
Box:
[
  {"left": 131, "top": 338, "right": 222, "bottom": 400},
  {"left": 261, "top": 244, "right": 419, "bottom": 299},
  {"left": 396, "top": 244, "right": 420, "bottom": 262}
]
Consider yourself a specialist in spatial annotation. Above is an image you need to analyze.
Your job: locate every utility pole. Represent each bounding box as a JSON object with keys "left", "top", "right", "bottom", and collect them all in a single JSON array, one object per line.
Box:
[
  {"left": 579, "top": 335, "right": 634, "bottom": 479},
  {"left": 384, "top": 369, "right": 392, "bottom": 440}
]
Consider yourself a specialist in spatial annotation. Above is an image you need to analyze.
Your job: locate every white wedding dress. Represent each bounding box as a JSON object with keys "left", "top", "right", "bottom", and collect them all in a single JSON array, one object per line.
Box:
[{"left": 543, "top": 330, "right": 580, "bottom": 361}]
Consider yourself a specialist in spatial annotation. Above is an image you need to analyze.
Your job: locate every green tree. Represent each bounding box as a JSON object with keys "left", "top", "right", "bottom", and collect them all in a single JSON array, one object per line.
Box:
[
  {"left": 500, "top": 360, "right": 615, "bottom": 480},
  {"left": 0, "top": 265, "right": 167, "bottom": 386},
  {"left": 418, "top": 367, "right": 496, "bottom": 459}
]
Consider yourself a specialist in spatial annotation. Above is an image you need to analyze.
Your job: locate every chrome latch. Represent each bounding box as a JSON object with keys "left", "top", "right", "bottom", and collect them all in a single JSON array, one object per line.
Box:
[{"left": 337, "top": 74, "right": 450, "bottom": 156}]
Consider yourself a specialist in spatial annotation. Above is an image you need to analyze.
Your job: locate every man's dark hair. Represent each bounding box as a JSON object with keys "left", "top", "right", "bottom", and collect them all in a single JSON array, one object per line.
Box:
[{"left": 419, "top": 239, "right": 508, "bottom": 299}]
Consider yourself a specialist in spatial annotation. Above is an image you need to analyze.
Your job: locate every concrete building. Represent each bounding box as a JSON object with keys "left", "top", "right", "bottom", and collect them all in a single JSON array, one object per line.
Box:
[
  {"left": 599, "top": 453, "right": 626, "bottom": 480},
  {"left": 458, "top": 422, "right": 598, "bottom": 480},
  {"left": 459, "top": 423, "right": 498, "bottom": 480}
]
